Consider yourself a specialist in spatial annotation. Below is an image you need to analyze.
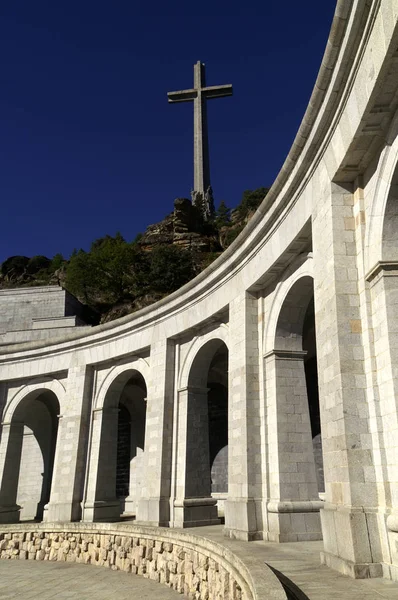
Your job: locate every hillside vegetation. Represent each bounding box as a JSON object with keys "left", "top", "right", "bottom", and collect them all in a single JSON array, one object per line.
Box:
[{"left": 0, "top": 188, "right": 269, "bottom": 323}]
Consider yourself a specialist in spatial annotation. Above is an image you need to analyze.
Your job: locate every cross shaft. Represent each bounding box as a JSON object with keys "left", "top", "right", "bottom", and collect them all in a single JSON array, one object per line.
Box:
[{"left": 168, "top": 61, "right": 232, "bottom": 198}]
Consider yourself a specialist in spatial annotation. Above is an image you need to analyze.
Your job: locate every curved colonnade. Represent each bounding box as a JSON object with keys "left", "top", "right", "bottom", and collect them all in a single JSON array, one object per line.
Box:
[{"left": 1, "top": 0, "right": 398, "bottom": 584}]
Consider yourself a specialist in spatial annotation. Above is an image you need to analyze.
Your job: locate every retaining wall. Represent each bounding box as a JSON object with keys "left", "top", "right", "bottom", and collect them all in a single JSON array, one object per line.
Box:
[{"left": 0, "top": 522, "right": 288, "bottom": 600}]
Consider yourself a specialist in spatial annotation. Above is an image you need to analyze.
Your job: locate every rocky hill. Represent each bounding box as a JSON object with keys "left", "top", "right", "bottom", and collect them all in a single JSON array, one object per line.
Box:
[{"left": 0, "top": 188, "right": 269, "bottom": 323}]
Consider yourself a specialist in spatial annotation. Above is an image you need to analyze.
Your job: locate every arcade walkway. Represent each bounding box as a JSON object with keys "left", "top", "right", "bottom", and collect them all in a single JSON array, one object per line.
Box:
[{"left": 184, "top": 525, "right": 398, "bottom": 600}]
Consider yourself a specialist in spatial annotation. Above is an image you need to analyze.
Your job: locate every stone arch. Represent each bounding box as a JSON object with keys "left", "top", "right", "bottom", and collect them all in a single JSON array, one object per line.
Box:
[
  {"left": 95, "top": 358, "right": 150, "bottom": 410},
  {"left": 365, "top": 111, "right": 398, "bottom": 270},
  {"left": 175, "top": 332, "right": 229, "bottom": 526},
  {"left": 178, "top": 325, "right": 229, "bottom": 390},
  {"left": 274, "top": 275, "right": 315, "bottom": 351},
  {"left": 364, "top": 115, "right": 398, "bottom": 513},
  {"left": 264, "top": 253, "right": 313, "bottom": 354},
  {"left": 0, "top": 382, "right": 62, "bottom": 523},
  {"left": 3, "top": 378, "right": 65, "bottom": 424},
  {"left": 381, "top": 161, "right": 398, "bottom": 262},
  {"left": 189, "top": 338, "right": 229, "bottom": 494},
  {"left": 269, "top": 273, "right": 323, "bottom": 498},
  {"left": 86, "top": 363, "right": 148, "bottom": 521}
]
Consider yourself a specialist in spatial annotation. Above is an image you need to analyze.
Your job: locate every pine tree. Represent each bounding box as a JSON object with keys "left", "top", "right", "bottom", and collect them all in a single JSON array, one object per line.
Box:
[{"left": 215, "top": 201, "right": 231, "bottom": 228}]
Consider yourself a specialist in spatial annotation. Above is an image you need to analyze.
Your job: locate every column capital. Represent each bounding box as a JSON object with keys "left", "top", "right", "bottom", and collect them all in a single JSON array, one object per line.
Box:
[
  {"left": 0, "top": 420, "right": 24, "bottom": 428},
  {"left": 177, "top": 386, "right": 209, "bottom": 394},
  {"left": 264, "top": 349, "right": 308, "bottom": 360},
  {"left": 92, "top": 406, "right": 119, "bottom": 415},
  {"left": 366, "top": 260, "right": 398, "bottom": 285}
]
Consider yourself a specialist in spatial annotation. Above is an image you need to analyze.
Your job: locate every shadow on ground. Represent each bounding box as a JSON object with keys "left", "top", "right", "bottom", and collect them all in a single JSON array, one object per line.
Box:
[{"left": 267, "top": 564, "right": 311, "bottom": 600}]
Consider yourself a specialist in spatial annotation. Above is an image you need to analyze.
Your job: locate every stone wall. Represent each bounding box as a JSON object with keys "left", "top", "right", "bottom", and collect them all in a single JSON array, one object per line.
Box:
[
  {"left": 0, "top": 286, "right": 91, "bottom": 345},
  {"left": 0, "top": 524, "right": 287, "bottom": 600}
]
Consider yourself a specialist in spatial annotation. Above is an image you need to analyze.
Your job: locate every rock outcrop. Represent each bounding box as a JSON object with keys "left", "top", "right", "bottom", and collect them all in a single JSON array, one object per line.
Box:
[{"left": 139, "top": 198, "right": 221, "bottom": 254}]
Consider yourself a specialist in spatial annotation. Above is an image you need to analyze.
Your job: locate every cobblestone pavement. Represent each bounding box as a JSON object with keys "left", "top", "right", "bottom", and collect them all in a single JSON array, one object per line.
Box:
[{"left": 0, "top": 560, "right": 182, "bottom": 600}]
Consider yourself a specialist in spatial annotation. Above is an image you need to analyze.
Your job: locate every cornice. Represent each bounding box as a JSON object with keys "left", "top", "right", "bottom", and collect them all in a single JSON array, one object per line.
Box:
[
  {"left": 366, "top": 261, "right": 398, "bottom": 285},
  {"left": 263, "top": 349, "right": 308, "bottom": 360}
]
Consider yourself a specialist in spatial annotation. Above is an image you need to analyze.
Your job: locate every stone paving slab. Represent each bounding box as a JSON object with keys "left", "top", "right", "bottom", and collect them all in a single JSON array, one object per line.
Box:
[
  {"left": 184, "top": 526, "right": 398, "bottom": 600},
  {"left": 0, "top": 560, "right": 182, "bottom": 600}
]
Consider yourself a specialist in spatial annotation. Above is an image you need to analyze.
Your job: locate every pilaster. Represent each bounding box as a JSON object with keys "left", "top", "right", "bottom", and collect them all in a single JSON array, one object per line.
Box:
[
  {"left": 313, "top": 181, "right": 381, "bottom": 577},
  {"left": 224, "top": 291, "right": 262, "bottom": 540},
  {"left": 82, "top": 405, "right": 120, "bottom": 522},
  {"left": 264, "top": 349, "right": 322, "bottom": 542},
  {"left": 45, "top": 365, "right": 93, "bottom": 522},
  {"left": 0, "top": 421, "right": 23, "bottom": 523},
  {"left": 367, "top": 262, "right": 398, "bottom": 577},
  {"left": 136, "top": 340, "right": 175, "bottom": 526},
  {"left": 170, "top": 386, "right": 218, "bottom": 528}
]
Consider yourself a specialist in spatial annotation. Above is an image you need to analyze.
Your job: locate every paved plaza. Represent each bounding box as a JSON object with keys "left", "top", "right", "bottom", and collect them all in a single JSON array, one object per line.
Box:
[
  {"left": 0, "top": 559, "right": 182, "bottom": 600},
  {"left": 3, "top": 525, "right": 398, "bottom": 600},
  {"left": 185, "top": 526, "right": 398, "bottom": 600}
]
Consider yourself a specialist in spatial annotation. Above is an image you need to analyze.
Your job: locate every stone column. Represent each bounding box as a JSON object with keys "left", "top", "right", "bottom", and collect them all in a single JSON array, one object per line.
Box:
[
  {"left": 171, "top": 386, "right": 218, "bottom": 527},
  {"left": 368, "top": 262, "right": 398, "bottom": 573},
  {"left": 136, "top": 340, "right": 175, "bottom": 526},
  {"left": 21, "top": 427, "right": 46, "bottom": 521},
  {"left": 313, "top": 182, "right": 380, "bottom": 578},
  {"left": 224, "top": 292, "right": 262, "bottom": 540},
  {"left": 368, "top": 263, "right": 398, "bottom": 464},
  {"left": 264, "top": 349, "right": 322, "bottom": 542},
  {"left": 45, "top": 366, "right": 93, "bottom": 522},
  {"left": 82, "top": 405, "right": 120, "bottom": 522},
  {"left": 125, "top": 422, "right": 141, "bottom": 516},
  {"left": 0, "top": 421, "right": 23, "bottom": 523}
]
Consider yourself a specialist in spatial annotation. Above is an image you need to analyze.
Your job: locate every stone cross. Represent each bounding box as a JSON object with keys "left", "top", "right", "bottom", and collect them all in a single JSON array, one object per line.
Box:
[{"left": 168, "top": 61, "right": 233, "bottom": 218}]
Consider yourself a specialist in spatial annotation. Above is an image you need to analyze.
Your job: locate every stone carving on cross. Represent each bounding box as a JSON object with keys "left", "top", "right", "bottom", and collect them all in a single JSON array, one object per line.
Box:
[{"left": 168, "top": 61, "right": 233, "bottom": 220}]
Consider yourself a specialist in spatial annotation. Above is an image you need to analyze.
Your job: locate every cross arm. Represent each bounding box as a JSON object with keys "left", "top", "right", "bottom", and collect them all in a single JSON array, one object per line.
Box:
[
  {"left": 202, "top": 84, "right": 233, "bottom": 99},
  {"left": 167, "top": 88, "right": 197, "bottom": 103}
]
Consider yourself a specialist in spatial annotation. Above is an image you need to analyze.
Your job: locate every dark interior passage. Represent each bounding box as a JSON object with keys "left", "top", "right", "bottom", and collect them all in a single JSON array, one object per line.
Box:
[
  {"left": 115, "top": 376, "right": 147, "bottom": 514},
  {"left": 303, "top": 298, "right": 324, "bottom": 493},
  {"left": 208, "top": 383, "right": 228, "bottom": 493},
  {"left": 116, "top": 404, "right": 131, "bottom": 499},
  {"left": 0, "top": 390, "right": 60, "bottom": 523},
  {"left": 207, "top": 345, "right": 229, "bottom": 495},
  {"left": 185, "top": 340, "right": 228, "bottom": 504}
]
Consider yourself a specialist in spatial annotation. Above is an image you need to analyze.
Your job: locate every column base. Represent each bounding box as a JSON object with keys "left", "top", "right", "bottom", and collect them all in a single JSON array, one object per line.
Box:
[
  {"left": 82, "top": 500, "right": 121, "bottom": 522},
  {"left": 265, "top": 500, "right": 323, "bottom": 542},
  {"left": 224, "top": 497, "right": 260, "bottom": 541},
  {"left": 320, "top": 502, "right": 384, "bottom": 577},
  {"left": 136, "top": 496, "right": 170, "bottom": 527},
  {"left": 122, "top": 497, "right": 136, "bottom": 517},
  {"left": 0, "top": 504, "right": 21, "bottom": 524},
  {"left": 172, "top": 498, "right": 220, "bottom": 528},
  {"left": 20, "top": 500, "right": 41, "bottom": 522},
  {"left": 44, "top": 501, "right": 82, "bottom": 523},
  {"left": 320, "top": 550, "right": 383, "bottom": 579}
]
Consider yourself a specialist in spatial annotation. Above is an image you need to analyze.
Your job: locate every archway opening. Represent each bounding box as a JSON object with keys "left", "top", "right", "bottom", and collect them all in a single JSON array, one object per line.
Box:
[
  {"left": 275, "top": 276, "right": 323, "bottom": 495},
  {"left": 381, "top": 166, "right": 398, "bottom": 261},
  {"left": 186, "top": 339, "right": 228, "bottom": 520},
  {"left": 0, "top": 390, "right": 60, "bottom": 523},
  {"left": 303, "top": 298, "right": 324, "bottom": 493},
  {"left": 116, "top": 375, "right": 147, "bottom": 517},
  {"left": 208, "top": 347, "right": 228, "bottom": 497},
  {"left": 96, "top": 369, "right": 147, "bottom": 520}
]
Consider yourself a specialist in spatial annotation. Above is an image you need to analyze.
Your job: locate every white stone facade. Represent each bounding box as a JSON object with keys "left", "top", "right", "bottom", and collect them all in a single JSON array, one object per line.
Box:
[{"left": 1, "top": 0, "right": 398, "bottom": 581}]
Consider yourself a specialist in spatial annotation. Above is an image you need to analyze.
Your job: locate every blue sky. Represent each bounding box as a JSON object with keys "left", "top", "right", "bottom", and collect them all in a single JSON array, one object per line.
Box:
[{"left": 0, "top": 1, "right": 337, "bottom": 262}]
